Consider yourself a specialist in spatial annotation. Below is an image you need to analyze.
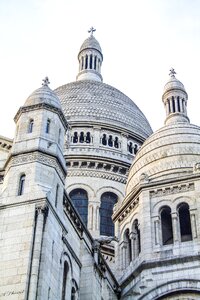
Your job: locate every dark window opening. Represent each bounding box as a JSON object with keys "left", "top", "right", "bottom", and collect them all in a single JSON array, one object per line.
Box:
[
  {"left": 172, "top": 96, "right": 175, "bottom": 112},
  {"left": 69, "top": 189, "right": 88, "bottom": 226},
  {"left": 28, "top": 119, "right": 34, "bottom": 133},
  {"left": 178, "top": 203, "right": 192, "bottom": 242},
  {"left": 128, "top": 142, "right": 133, "bottom": 154},
  {"left": 114, "top": 137, "right": 119, "bottom": 148},
  {"left": 86, "top": 132, "right": 91, "bottom": 143},
  {"left": 100, "top": 192, "right": 117, "bottom": 236},
  {"left": 85, "top": 55, "right": 88, "bottom": 69},
  {"left": 94, "top": 56, "right": 97, "bottom": 70},
  {"left": 161, "top": 206, "right": 173, "bottom": 245},
  {"left": 89, "top": 54, "right": 93, "bottom": 69},
  {"left": 177, "top": 96, "right": 180, "bottom": 112},
  {"left": 102, "top": 134, "right": 107, "bottom": 145},
  {"left": 81, "top": 56, "right": 84, "bottom": 70},
  {"left": 73, "top": 132, "right": 78, "bottom": 143},
  {"left": 46, "top": 119, "right": 50, "bottom": 134},
  {"left": 134, "top": 144, "right": 138, "bottom": 155},
  {"left": 61, "top": 261, "right": 69, "bottom": 300},
  {"left": 18, "top": 174, "right": 25, "bottom": 196},
  {"left": 168, "top": 99, "right": 171, "bottom": 113},
  {"left": 55, "top": 184, "right": 59, "bottom": 207},
  {"left": 124, "top": 229, "right": 132, "bottom": 262},
  {"left": 71, "top": 287, "right": 76, "bottom": 300},
  {"left": 79, "top": 132, "right": 84, "bottom": 143},
  {"left": 108, "top": 135, "right": 113, "bottom": 147}
]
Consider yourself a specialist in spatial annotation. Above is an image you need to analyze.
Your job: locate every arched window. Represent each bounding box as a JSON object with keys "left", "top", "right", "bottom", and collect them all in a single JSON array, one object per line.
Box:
[
  {"left": 58, "top": 128, "right": 61, "bottom": 144},
  {"left": 81, "top": 56, "right": 84, "bottom": 70},
  {"left": 79, "top": 132, "right": 84, "bottom": 143},
  {"left": 94, "top": 56, "right": 97, "bottom": 70},
  {"left": 89, "top": 54, "right": 93, "bottom": 69},
  {"left": 108, "top": 135, "right": 113, "bottom": 147},
  {"left": 86, "top": 132, "right": 91, "bottom": 143},
  {"left": 102, "top": 134, "right": 107, "bottom": 145},
  {"left": 128, "top": 142, "right": 133, "bottom": 154},
  {"left": 178, "top": 202, "right": 192, "bottom": 242},
  {"left": 114, "top": 137, "right": 119, "bottom": 148},
  {"left": 160, "top": 206, "right": 173, "bottom": 245},
  {"left": 124, "top": 228, "right": 132, "bottom": 265},
  {"left": 132, "top": 219, "right": 141, "bottom": 257},
  {"left": 69, "top": 189, "right": 88, "bottom": 226},
  {"left": 61, "top": 261, "right": 69, "bottom": 300},
  {"left": 172, "top": 96, "right": 175, "bottom": 112},
  {"left": 71, "top": 287, "right": 76, "bottom": 300},
  {"left": 73, "top": 132, "right": 78, "bottom": 143},
  {"left": 100, "top": 192, "right": 117, "bottom": 236},
  {"left": 177, "top": 96, "right": 180, "bottom": 112},
  {"left": 28, "top": 119, "right": 34, "bottom": 133},
  {"left": 55, "top": 184, "right": 59, "bottom": 207},
  {"left": 134, "top": 144, "right": 138, "bottom": 155},
  {"left": 46, "top": 119, "right": 51, "bottom": 134},
  {"left": 18, "top": 174, "right": 25, "bottom": 196},
  {"left": 85, "top": 55, "right": 88, "bottom": 69}
]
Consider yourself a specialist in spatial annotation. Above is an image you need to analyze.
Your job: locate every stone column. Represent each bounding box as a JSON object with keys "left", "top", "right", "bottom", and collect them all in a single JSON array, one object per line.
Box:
[
  {"left": 28, "top": 204, "right": 48, "bottom": 300},
  {"left": 88, "top": 205, "right": 93, "bottom": 230},
  {"left": 174, "top": 96, "right": 178, "bottom": 112},
  {"left": 96, "top": 205, "right": 100, "bottom": 231},
  {"left": 190, "top": 209, "right": 197, "bottom": 239},
  {"left": 120, "top": 242, "right": 127, "bottom": 270},
  {"left": 154, "top": 216, "right": 161, "bottom": 246},
  {"left": 171, "top": 212, "right": 179, "bottom": 243},
  {"left": 129, "top": 232, "right": 135, "bottom": 260}
]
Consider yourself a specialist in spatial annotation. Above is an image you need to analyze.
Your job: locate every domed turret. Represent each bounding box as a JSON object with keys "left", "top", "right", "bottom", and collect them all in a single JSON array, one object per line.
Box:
[
  {"left": 76, "top": 27, "right": 103, "bottom": 82},
  {"left": 162, "top": 68, "right": 189, "bottom": 125},
  {"left": 24, "top": 77, "right": 62, "bottom": 110}
]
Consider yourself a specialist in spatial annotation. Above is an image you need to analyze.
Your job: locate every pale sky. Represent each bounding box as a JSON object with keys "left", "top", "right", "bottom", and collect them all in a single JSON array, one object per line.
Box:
[{"left": 0, "top": 0, "right": 200, "bottom": 138}]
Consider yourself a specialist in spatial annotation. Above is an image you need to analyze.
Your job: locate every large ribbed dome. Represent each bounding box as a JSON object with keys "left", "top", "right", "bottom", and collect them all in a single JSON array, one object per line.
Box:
[
  {"left": 54, "top": 80, "right": 152, "bottom": 139},
  {"left": 126, "top": 122, "right": 200, "bottom": 195}
]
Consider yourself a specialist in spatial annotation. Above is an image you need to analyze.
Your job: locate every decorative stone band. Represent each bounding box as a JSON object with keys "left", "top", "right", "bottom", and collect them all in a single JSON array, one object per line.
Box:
[
  {"left": 150, "top": 182, "right": 195, "bottom": 198},
  {"left": 113, "top": 197, "right": 139, "bottom": 223},
  {"left": 67, "top": 169, "right": 127, "bottom": 184},
  {"left": 5, "top": 151, "right": 66, "bottom": 183},
  {"left": 14, "top": 103, "right": 68, "bottom": 130},
  {"left": 0, "top": 139, "right": 12, "bottom": 151}
]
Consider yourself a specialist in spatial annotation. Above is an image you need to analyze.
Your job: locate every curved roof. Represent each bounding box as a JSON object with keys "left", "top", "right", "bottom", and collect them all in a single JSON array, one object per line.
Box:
[
  {"left": 24, "top": 85, "right": 62, "bottom": 110},
  {"left": 79, "top": 35, "right": 102, "bottom": 53},
  {"left": 163, "top": 75, "right": 186, "bottom": 96},
  {"left": 126, "top": 122, "right": 200, "bottom": 195},
  {"left": 54, "top": 80, "right": 152, "bottom": 139}
]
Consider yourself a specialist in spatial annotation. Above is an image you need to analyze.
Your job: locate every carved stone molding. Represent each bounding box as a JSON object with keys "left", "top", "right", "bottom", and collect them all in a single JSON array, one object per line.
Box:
[
  {"left": 67, "top": 169, "right": 127, "bottom": 184},
  {"left": 7, "top": 151, "right": 66, "bottom": 182},
  {"left": 35, "top": 203, "right": 48, "bottom": 218},
  {"left": 117, "top": 197, "right": 139, "bottom": 223},
  {"left": 63, "top": 195, "right": 84, "bottom": 233},
  {"left": 150, "top": 183, "right": 194, "bottom": 198}
]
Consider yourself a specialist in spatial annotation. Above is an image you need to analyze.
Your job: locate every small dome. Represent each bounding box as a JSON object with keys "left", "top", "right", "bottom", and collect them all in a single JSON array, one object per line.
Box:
[
  {"left": 163, "top": 72, "right": 186, "bottom": 96},
  {"left": 24, "top": 82, "right": 62, "bottom": 110},
  {"left": 126, "top": 123, "right": 200, "bottom": 195},
  {"left": 79, "top": 35, "right": 102, "bottom": 54}
]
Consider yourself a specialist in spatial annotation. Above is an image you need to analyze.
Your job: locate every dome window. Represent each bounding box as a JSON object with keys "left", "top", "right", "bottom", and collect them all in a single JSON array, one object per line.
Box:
[
  {"left": 102, "top": 134, "right": 107, "bottom": 145},
  {"left": 114, "top": 137, "right": 119, "bottom": 148},
  {"left": 128, "top": 142, "right": 133, "bottom": 154},
  {"left": 94, "top": 56, "right": 97, "bottom": 70},
  {"left": 160, "top": 206, "right": 173, "bottom": 245},
  {"left": 177, "top": 203, "right": 192, "bottom": 242},
  {"left": 134, "top": 144, "right": 138, "bottom": 155},
  {"left": 79, "top": 132, "right": 84, "bottom": 143},
  {"left": 86, "top": 132, "right": 91, "bottom": 143},
  {"left": 73, "top": 132, "right": 78, "bottom": 143},
  {"left": 85, "top": 55, "right": 88, "bottom": 69},
  {"left": 108, "top": 135, "right": 113, "bottom": 147},
  {"left": 81, "top": 56, "right": 84, "bottom": 70},
  {"left": 89, "top": 54, "right": 93, "bottom": 69}
]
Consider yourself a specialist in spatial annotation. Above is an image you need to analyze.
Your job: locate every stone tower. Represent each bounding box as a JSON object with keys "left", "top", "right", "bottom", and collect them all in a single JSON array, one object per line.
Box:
[{"left": 113, "top": 70, "right": 200, "bottom": 299}]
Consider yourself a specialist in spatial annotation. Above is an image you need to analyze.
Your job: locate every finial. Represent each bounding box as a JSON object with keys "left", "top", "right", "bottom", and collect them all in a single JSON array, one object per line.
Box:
[
  {"left": 42, "top": 76, "right": 50, "bottom": 87},
  {"left": 88, "top": 26, "right": 96, "bottom": 36},
  {"left": 169, "top": 68, "right": 176, "bottom": 77}
]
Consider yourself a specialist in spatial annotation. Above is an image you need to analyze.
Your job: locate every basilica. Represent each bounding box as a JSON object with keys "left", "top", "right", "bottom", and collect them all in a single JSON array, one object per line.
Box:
[{"left": 0, "top": 29, "right": 200, "bottom": 300}]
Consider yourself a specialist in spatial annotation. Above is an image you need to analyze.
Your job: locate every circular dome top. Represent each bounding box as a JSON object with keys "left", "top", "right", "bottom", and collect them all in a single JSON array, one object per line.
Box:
[
  {"left": 24, "top": 84, "right": 62, "bottom": 110},
  {"left": 54, "top": 80, "right": 152, "bottom": 139},
  {"left": 126, "top": 122, "right": 200, "bottom": 195},
  {"left": 80, "top": 35, "right": 102, "bottom": 54}
]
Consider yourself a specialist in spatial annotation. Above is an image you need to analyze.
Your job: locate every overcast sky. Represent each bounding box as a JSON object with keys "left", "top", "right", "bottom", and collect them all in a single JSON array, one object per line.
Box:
[{"left": 0, "top": 0, "right": 200, "bottom": 138}]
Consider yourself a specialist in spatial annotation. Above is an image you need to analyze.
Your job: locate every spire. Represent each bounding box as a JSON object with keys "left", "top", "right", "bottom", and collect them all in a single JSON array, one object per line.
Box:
[
  {"left": 162, "top": 69, "right": 189, "bottom": 125},
  {"left": 42, "top": 76, "right": 50, "bottom": 87},
  {"left": 76, "top": 28, "right": 103, "bottom": 82}
]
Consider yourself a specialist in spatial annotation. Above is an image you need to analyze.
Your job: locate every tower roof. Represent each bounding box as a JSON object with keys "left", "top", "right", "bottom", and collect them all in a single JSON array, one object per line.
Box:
[
  {"left": 24, "top": 77, "right": 62, "bottom": 110},
  {"left": 80, "top": 35, "right": 102, "bottom": 54}
]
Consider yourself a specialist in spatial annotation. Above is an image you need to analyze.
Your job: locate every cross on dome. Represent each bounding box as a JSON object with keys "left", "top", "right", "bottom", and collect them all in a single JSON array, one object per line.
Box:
[
  {"left": 42, "top": 76, "right": 50, "bottom": 87},
  {"left": 88, "top": 26, "right": 96, "bottom": 36},
  {"left": 169, "top": 68, "right": 176, "bottom": 77}
]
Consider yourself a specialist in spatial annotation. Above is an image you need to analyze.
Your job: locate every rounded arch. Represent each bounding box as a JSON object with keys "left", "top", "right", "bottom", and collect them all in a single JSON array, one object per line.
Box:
[
  {"left": 177, "top": 202, "right": 192, "bottom": 242},
  {"left": 96, "top": 186, "right": 124, "bottom": 204},
  {"left": 173, "top": 195, "right": 196, "bottom": 210},
  {"left": 152, "top": 199, "right": 172, "bottom": 216},
  {"left": 67, "top": 183, "right": 95, "bottom": 200},
  {"left": 69, "top": 188, "right": 88, "bottom": 226},
  {"left": 160, "top": 205, "right": 173, "bottom": 245},
  {"left": 139, "top": 279, "right": 200, "bottom": 300},
  {"left": 100, "top": 191, "right": 118, "bottom": 236}
]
